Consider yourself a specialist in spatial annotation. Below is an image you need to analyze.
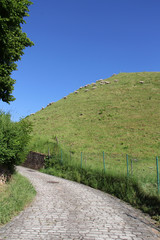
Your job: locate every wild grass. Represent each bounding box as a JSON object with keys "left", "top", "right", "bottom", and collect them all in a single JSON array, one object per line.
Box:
[
  {"left": 28, "top": 72, "right": 160, "bottom": 159},
  {"left": 27, "top": 72, "right": 160, "bottom": 222},
  {"left": 28, "top": 135, "right": 57, "bottom": 155},
  {"left": 41, "top": 149, "right": 160, "bottom": 223},
  {"left": 0, "top": 173, "right": 36, "bottom": 225}
]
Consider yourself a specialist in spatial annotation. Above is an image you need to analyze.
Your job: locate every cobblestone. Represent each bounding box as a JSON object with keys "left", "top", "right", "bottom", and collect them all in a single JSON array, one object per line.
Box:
[{"left": 0, "top": 166, "right": 159, "bottom": 240}]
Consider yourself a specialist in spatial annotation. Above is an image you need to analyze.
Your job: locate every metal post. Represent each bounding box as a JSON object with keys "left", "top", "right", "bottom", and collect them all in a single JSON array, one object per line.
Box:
[
  {"left": 61, "top": 149, "right": 63, "bottom": 164},
  {"left": 48, "top": 148, "right": 50, "bottom": 159},
  {"left": 131, "top": 159, "right": 133, "bottom": 175},
  {"left": 103, "top": 151, "right": 106, "bottom": 173},
  {"left": 81, "top": 152, "right": 83, "bottom": 168},
  {"left": 156, "top": 156, "right": 159, "bottom": 194},
  {"left": 126, "top": 154, "right": 129, "bottom": 177}
]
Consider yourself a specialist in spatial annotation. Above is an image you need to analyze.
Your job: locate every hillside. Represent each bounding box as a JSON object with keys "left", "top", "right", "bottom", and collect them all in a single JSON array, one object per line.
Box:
[{"left": 28, "top": 72, "right": 160, "bottom": 159}]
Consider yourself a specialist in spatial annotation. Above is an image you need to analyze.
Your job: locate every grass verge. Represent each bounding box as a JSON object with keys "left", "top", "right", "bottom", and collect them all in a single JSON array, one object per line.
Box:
[
  {"left": 0, "top": 172, "right": 36, "bottom": 225},
  {"left": 41, "top": 156, "right": 160, "bottom": 225}
]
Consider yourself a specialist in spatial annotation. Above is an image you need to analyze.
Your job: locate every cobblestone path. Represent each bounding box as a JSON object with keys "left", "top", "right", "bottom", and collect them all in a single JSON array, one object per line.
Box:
[{"left": 0, "top": 166, "right": 159, "bottom": 240}]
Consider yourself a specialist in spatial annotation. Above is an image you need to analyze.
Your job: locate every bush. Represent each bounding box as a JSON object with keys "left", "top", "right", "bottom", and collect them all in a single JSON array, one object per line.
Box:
[{"left": 0, "top": 111, "right": 32, "bottom": 173}]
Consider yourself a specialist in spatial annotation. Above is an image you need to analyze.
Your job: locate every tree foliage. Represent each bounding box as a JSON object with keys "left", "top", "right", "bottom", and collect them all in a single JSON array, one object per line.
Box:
[
  {"left": 0, "top": 0, "right": 34, "bottom": 103},
  {"left": 0, "top": 111, "right": 32, "bottom": 172}
]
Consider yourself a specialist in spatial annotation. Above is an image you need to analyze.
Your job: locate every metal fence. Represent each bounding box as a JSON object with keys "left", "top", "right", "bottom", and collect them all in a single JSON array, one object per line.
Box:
[{"left": 48, "top": 147, "right": 160, "bottom": 195}]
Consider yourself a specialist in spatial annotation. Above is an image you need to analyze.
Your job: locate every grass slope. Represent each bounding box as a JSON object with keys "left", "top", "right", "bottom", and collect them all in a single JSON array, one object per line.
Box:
[
  {"left": 27, "top": 72, "right": 160, "bottom": 223},
  {"left": 0, "top": 173, "right": 36, "bottom": 225},
  {"left": 28, "top": 72, "right": 160, "bottom": 158}
]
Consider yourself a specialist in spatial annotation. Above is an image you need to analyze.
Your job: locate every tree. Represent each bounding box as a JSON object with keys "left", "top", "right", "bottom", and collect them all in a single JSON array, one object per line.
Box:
[
  {"left": 0, "top": 0, "right": 34, "bottom": 103},
  {"left": 0, "top": 111, "right": 32, "bottom": 173}
]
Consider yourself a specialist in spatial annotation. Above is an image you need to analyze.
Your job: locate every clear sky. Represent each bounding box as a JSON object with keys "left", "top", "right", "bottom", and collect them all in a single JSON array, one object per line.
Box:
[{"left": 1, "top": 0, "right": 160, "bottom": 121}]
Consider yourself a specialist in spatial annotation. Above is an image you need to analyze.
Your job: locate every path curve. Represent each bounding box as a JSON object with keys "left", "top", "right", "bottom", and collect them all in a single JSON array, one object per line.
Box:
[{"left": 0, "top": 166, "right": 159, "bottom": 240}]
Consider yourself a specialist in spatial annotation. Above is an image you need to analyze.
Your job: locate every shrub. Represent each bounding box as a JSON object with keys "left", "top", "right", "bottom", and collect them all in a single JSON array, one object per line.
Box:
[{"left": 0, "top": 111, "right": 32, "bottom": 173}]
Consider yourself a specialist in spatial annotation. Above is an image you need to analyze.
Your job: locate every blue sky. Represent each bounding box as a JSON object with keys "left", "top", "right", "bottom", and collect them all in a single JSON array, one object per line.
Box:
[{"left": 1, "top": 0, "right": 160, "bottom": 121}]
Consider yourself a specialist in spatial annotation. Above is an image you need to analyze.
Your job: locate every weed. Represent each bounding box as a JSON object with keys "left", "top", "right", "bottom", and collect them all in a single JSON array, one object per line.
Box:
[
  {"left": 0, "top": 173, "right": 36, "bottom": 225},
  {"left": 40, "top": 150, "right": 160, "bottom": 222}
]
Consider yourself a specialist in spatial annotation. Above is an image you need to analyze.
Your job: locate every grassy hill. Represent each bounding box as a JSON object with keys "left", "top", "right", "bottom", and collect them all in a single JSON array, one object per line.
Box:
[
  {"left": 27, "top": 73, "right": 160, "bottom": 222},
  {"left": 28, "top": 72, "right": 160, "bottom": 159}
]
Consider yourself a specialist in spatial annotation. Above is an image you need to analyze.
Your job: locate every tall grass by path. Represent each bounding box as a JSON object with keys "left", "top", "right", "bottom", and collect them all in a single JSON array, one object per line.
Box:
[
  {"left": 0, "top": 173, "right": 36, "bottom": 225},
  {"left": 42, "top": 142, "right": 160, "bottom": 197},
  {"left": 28, "top": 137, "right": 160, "bottom": 204},
  {"left": 41, "top": 149, "right": 160, "bottom": 224}
]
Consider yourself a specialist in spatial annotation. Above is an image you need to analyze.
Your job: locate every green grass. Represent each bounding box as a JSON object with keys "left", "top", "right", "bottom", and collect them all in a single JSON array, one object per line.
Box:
[
  {"left": 0, "top": 173, "right": 36, "bottom": 225},
  {"left": 26, "top": 72, "right": 160, "bottom": 222},
  {"left": 41, "top": 155, "right": 160, "bottom": 223},
  {"left": 28, "top": 72, "right": 160, "bottom": 158}
]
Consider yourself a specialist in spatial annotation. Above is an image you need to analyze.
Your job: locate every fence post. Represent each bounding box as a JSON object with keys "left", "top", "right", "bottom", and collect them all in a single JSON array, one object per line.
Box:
[
  {"left": 103, "top": 151, "right": 106, "bottom": 173},
  {"left": 131, "top": 159, "right": 133, "bottom": 175},
  {"left": 156, "top": 156, "right": 159, "bottom": 194},
  {"left": 61, "top": 149, "right": 63, "bottom": 164},
  {"left": 81, "top": 152, "right": 83, "bottom": 168},
  {"left": 48, "top": 148, "right": 50, "bottom": 159},
  {"left": 126, "top": 154, "right": 129, "bottom": 177}
]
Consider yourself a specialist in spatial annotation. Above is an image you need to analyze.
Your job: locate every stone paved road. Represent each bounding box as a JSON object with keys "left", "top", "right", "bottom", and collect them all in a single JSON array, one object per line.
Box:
[{"left": 0, "top": 166, "right": 159, "bottom": 240}]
